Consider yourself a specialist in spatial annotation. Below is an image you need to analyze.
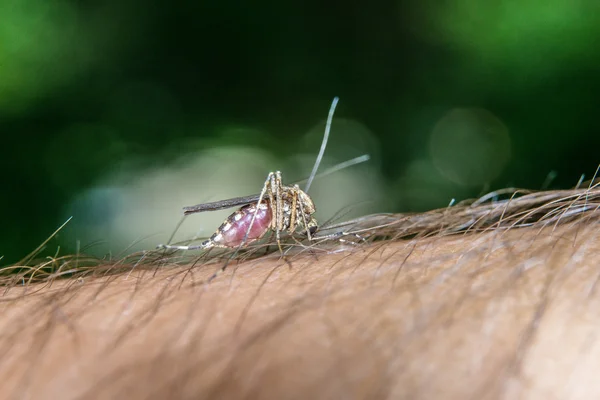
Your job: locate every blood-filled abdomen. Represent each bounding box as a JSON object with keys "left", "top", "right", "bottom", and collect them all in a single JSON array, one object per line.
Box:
[{"left": 212, "top": 202, "right": 272, "bottom": 247}]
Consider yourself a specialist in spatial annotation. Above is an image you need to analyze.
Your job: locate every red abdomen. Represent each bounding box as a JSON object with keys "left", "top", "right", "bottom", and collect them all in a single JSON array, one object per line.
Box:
[{"left": 212, "top": 202, "right": 272, "bottom": 247}]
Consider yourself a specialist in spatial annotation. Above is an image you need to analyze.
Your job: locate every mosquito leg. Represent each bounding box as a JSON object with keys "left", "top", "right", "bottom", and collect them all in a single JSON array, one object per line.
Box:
[
  {"left": 157, "top": 244, "right": 197, "bottom": 251},
  {"left": 156, "top": 240, "right": 215, "bottom": 251},
  {"left": 289, "top": 186, "right": 298, "bottom": 235},
  {"left": 273, "top": 171, "right": 285, "bottom": 254},
  {"left": 293, "top": 225, "right": 368, "bottom": 247},
  {"left": 295, "top": 189, "right": 316, "bottom": 241},
  {"left": 337, "top": 235, "right": 366, "bottom": 246},
  {"left": 266, "top": 172, "right": 276, "bottom": 232},
  {"left": 315, "top": 230, "right": 367, "bottom": 244}
]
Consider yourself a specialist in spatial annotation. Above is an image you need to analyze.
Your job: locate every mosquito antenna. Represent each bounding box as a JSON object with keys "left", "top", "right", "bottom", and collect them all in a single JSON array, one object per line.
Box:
[
  {"left": 304, "top": 96, "right": 339, "bottom": 193},
  {"left": 295, "top": 154, "right": 370, "bottom": 187},
  {"left": 314, "top": 154, "right": 369, "bottom": 180}
]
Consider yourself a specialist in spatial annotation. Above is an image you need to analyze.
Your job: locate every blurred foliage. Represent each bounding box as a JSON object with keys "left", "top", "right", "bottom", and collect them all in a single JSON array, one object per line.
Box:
[{"left": 1, "top": 0, "right": 599, "bottom": 263}]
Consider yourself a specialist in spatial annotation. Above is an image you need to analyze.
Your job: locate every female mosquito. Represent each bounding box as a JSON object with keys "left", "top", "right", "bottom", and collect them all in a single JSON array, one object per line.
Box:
[{"left": 157, "top": 97, "right": 364, "bottom": 254}]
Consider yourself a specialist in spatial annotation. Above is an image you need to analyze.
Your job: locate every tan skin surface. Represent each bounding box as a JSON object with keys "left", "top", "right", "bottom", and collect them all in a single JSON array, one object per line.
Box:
[{"left": 1, "top": 217, "right": 600, "bottom": 400}]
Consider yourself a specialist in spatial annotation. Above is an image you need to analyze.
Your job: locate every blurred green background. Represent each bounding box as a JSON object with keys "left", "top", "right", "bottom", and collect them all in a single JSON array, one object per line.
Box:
[{"left": 1, "top": 0, "right": 599, "bottom": 264}]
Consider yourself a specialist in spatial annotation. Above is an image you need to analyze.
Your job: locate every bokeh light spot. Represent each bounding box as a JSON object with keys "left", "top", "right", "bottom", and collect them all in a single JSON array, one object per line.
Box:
[{"left": 429, "top": 108, "right": 510, "bottom": 186}]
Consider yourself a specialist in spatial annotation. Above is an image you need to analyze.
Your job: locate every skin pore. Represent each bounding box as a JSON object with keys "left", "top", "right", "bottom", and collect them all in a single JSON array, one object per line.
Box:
[{"left": 1, "top": 187, "right": 600, "bottom": 400}]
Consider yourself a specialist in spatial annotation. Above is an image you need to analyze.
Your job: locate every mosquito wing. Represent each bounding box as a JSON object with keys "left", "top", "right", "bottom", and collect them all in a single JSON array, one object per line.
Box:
[
  {"left": 182, "top": 154, "right": 370, "bottom": 215},
  {"left": 182, "top": 194, "right": 262, "bottom": 215}
]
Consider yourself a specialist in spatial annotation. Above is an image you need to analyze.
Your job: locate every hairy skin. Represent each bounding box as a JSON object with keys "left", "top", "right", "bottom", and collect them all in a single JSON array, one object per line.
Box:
[{"left": 1, "top": 211, "right": 600, "bottom": 399}]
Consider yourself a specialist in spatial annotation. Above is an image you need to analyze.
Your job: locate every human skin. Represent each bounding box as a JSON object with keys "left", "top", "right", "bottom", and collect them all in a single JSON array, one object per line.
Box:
[{"left": 1, "top": 212, "right": 599, "bottom": 399}]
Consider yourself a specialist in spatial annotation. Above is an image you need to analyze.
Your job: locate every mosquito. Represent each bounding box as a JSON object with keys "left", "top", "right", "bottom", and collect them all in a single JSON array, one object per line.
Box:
[{"left": 156, "top": 97, "right": 357, "bottom": 256}]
